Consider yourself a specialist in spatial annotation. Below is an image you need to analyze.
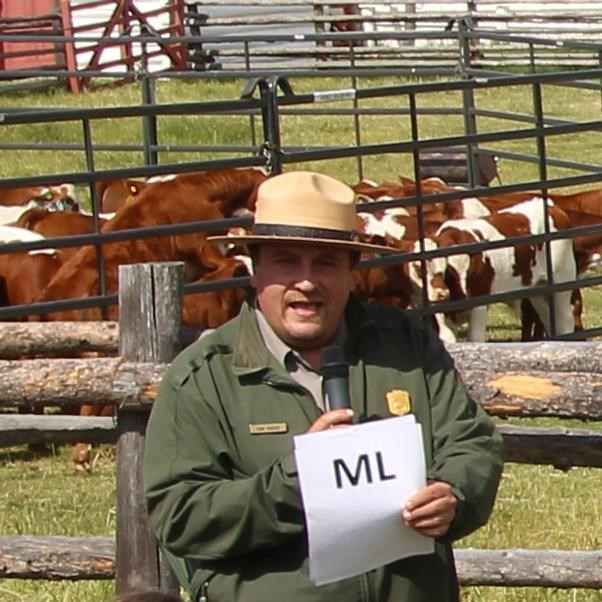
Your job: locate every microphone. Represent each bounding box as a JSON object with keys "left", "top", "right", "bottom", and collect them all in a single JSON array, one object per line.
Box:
[{"left": 320, "top": 345, "right": 351, "bottom": 411}]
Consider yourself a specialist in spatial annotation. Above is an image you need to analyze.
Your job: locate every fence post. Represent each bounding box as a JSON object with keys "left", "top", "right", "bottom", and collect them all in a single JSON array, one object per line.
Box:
[
  {"left": 241, "top": 75, "right": 292, "bottom": 175},
  {"left": 115, "top": 261, "right": 185, "bottom": 594},
  {"left": 59, "top": 0, "right": 81, "bottom": 93},
  {"left": 139, "top": 29, "right": 159, "bottom": 167}
]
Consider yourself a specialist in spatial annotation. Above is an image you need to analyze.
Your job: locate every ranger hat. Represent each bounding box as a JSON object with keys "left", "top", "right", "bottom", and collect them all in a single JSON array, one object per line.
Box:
[{"left": 208, "top": 170, "right": 396, "bottom": 254}]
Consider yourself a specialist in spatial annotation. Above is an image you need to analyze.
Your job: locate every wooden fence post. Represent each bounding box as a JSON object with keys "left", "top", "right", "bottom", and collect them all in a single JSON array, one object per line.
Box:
[{"left": 115, "top": 262, "right": 185, "bottom": 594}]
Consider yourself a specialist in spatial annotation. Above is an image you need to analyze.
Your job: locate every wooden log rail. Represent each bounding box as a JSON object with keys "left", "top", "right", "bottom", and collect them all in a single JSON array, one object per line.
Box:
[
  {"left": 0, "top": 321, "right": 119, "bottom": 358},
  {"left": 1, "top": 340, "right": 602, "bottom": 420},
  {"left": 1, "top": 536, "right": 600, "bottom": 589},
  {"left": 0, "top": 321, "right": 202, "bottom": 359},
  {"left": 2, "top": 416, "right": 601, "bottom": 469}
]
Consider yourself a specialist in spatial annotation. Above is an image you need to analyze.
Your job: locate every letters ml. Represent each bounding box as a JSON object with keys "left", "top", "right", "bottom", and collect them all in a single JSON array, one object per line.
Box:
[{"left": 333, "top": 451, "right": 396, "bottom": 489}]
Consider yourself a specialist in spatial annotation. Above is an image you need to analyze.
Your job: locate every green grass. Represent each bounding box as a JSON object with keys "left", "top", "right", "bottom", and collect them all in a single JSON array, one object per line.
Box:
[
  {"left": 2, "top": 75, "right": 601, "bottom": 189},
  {"left": 0, "top": 75, "right": 601, "bottom": 601},
  {"left": 0, "top": 445, "right": 117, "bottom": 601},
  {"left": 0, "top": 438, "right": 600, "bottom": 601}
]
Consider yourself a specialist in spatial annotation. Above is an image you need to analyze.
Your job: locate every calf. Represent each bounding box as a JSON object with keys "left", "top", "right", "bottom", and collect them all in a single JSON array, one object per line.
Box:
[
  {"left": 28, "top": 168, "right": 267, "bottom": 473},
  {"left": 434, "top": 199, "right": 576, "bottom": 341},
  {"left": 544, "top": 187, "right": 602, "bottom": 273},
  {"left": 182, "top": 251, "right": 251, "bottom": 327},
  {"left": 352, "top": 178, "right": 452, "bottom": 221},
  {"left": 73, "top": 246, "right": 250, "bottom": 473},
  {"left": 352, "top": 260, "right": 414, "bottom": 310}
]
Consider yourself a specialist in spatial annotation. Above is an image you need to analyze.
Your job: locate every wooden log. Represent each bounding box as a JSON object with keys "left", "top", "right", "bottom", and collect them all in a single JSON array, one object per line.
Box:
[
  {"left": 455, "top": 548, "right": 602, "bottom": 588},
  {"left": 0, "top": 327, "right": 600, "bottom": 375},
  {"left": 0, "top": 414, "right": 116, "bottom": 447},
  {"left": 446, "top": 341, "right": 602, "bottom": 374},
  {"left": 0, "top": 357, "right": 165, "bottom": 408},
  {"left": 0, "top": 536, "right": 114, "bottom": 580},
  {"left": 1, "top": 354, "right": 602, "bottom": 419},
  {"left": 1, "top": 537, "right": 600, "bottom": 588},
  {"left": 0, "top": 321, "right": 119, "bottom": 358},
  {"left": 0, "top": 341, "right": 601, "bottom": 419},
  {"left": 0, "top": 322, "right": 203, "bottom": 359},
  {"left": 497, "top": 425, "right": 602, "bottom": 469},
  {"left": 446, "top": 341, "right": 602, "bottom": 420},
  {"left": 115, "top": 262, "right": 184, "bottom": 594},
  {"left": 2, "top": 417, "right": 601, "bottom": 469}
]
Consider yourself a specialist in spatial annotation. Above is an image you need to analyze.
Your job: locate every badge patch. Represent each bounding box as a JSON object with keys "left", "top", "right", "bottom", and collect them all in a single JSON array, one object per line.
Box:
[
  {"left": 249, "top": 422, "right": 288, "bottom": 435},
  {"left": 386, "top": 389, "right": 411, "bottom": 416}
]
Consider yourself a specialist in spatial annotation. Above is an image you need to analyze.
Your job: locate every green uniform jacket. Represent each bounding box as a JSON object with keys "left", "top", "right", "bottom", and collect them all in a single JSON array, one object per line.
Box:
[{"left": 143, "top": 297, "right": 504, "bottom": 602}]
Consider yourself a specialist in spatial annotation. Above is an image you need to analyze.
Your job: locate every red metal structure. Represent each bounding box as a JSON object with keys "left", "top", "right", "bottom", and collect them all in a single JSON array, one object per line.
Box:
[
  {"left": 0, "top": 0, "right": 186, "bottom": 92},
  {"left": 0, "top": 0, "right": 61, "bottom": 71}
]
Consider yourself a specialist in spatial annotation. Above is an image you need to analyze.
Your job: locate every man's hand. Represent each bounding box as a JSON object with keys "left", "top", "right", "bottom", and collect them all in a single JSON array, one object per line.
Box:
[
  {"left": 307, "top": 409, "right": 354, "bottom": 433},
  {"left": 402, "top": 480, "right": 458, "bottom": 538}
]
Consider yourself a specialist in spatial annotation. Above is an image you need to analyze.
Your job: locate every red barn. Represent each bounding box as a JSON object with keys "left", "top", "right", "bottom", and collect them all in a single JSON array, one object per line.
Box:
[{"left": 0, "top": 0, "right": 186, "bottom": 92}]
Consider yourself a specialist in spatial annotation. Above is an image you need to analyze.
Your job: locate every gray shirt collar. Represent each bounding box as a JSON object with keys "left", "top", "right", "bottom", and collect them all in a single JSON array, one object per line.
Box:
[{"left": 254, "top": 305, "right": 347, "bottom": 370}]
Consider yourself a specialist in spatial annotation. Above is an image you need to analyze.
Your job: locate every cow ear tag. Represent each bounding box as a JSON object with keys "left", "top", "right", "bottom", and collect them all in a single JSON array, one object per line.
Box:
[{"left": 386, "top": 389, "right": 411, "bottom": 416}]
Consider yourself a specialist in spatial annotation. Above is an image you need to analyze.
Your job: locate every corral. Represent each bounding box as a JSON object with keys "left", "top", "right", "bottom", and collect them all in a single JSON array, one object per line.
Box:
[
  {"left": 0, "top": 10, "right": 601, "bottom": 601},
  {"left": 3, "top": 48, "right": 602, "bottom": 338}
]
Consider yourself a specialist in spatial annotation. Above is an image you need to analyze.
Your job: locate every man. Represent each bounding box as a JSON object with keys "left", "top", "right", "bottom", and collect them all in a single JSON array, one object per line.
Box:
[{"left": 143, "top": 170, "right": 504, "bottom": 602}]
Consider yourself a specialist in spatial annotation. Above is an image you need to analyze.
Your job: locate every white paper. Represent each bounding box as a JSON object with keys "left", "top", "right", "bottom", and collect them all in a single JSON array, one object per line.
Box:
[{"left": 294, "top": 415, "right": 434, "bottom": 586}]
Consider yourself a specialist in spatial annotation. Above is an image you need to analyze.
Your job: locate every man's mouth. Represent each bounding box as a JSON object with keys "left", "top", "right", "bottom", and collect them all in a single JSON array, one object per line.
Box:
[{"left": 289, "top": 300, "right": 322, "bottom": 315}]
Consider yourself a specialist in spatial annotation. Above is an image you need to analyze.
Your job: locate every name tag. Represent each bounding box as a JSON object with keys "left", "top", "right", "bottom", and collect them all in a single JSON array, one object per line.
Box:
[{"left": 249, "top": 422, "right": 288, "bottom": 435}]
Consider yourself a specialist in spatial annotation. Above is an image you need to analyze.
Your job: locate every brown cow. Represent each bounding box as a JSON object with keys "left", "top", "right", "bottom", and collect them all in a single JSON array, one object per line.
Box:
[
  {"left": 182, "top": 247, "right": 251, "bottom": 329},
  {"left": 94, "top": 178, "right": 149, "bottom": 213},
  {"left": 0, "top": 250, "right": 63, "bottom": 310},
  {"left": 352, "top": 261, "right": 414, "bottom": 309},
  {"left": 386, "top": 177, "right": 602, "bottom": 272},
  {"left": 32, "top": 167, "right": 267, "bottom": 322},
  {"left": 15, "top": 209, "right": 109, "bottom": 259},
  {"left": 30, "top": 168, "right": 266, "bottom": 472},
  {"left": 72, "top": 244, "right": 252, "bottom": 473},
  {"left": 354, "top": 201, "right": 452, "bottom": 339},
  {"left": 353, "top": 178, "right": 453, "bottom": 221},
  {"left": 355, "top": 176, "right": 525, "bottom": 221},
  {"left": 356, "top": 177, "right": 593, "bottom": 339}
]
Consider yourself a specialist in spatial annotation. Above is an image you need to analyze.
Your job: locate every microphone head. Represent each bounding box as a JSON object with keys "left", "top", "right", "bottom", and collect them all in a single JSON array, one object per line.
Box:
[{"left": 320, "top": 345, "right": 348, "bottom": 379}]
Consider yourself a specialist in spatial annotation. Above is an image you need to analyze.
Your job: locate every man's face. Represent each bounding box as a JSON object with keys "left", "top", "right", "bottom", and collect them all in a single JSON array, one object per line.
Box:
[{"left": 251, "top": 243, "right": 354, "bottom": 351}]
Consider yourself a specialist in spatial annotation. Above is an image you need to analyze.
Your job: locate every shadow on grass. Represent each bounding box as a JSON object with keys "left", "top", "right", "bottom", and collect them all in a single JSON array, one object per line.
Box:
[{"left": 0, "top": 443, "right": 62, "bottom": 465}]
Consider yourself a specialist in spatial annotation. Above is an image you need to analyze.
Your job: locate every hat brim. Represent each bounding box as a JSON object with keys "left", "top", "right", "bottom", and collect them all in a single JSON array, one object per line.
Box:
[{"left": 207, "top": 234, "right": 398, "bottom": 254}]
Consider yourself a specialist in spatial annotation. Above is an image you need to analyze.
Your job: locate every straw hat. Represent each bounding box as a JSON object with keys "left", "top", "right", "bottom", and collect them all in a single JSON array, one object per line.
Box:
[{"left": 208, "top": 171, "right": 396, "bottom": 254}]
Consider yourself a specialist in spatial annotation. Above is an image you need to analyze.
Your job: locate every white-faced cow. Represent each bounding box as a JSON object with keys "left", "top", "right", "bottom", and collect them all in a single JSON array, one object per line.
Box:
[{"left": 434, "top": 198, "right": 576, "bottom": 342}]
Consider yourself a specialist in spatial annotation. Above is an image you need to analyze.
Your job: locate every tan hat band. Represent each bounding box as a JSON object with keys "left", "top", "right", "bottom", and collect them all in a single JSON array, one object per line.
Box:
[{"left": 252, "top": 223, "right": 357, "bottom": 241}]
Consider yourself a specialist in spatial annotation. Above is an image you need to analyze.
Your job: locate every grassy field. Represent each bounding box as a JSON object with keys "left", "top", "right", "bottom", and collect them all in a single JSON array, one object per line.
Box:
[
  {"left": 1, "top": 433, "right": 600, "bottom": 602},
  {"left": 2, "top": 74, "right": 602, "bottom": 188},
  {"left": 0, "top": 75, "right": 601, "bottom": 601}
]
